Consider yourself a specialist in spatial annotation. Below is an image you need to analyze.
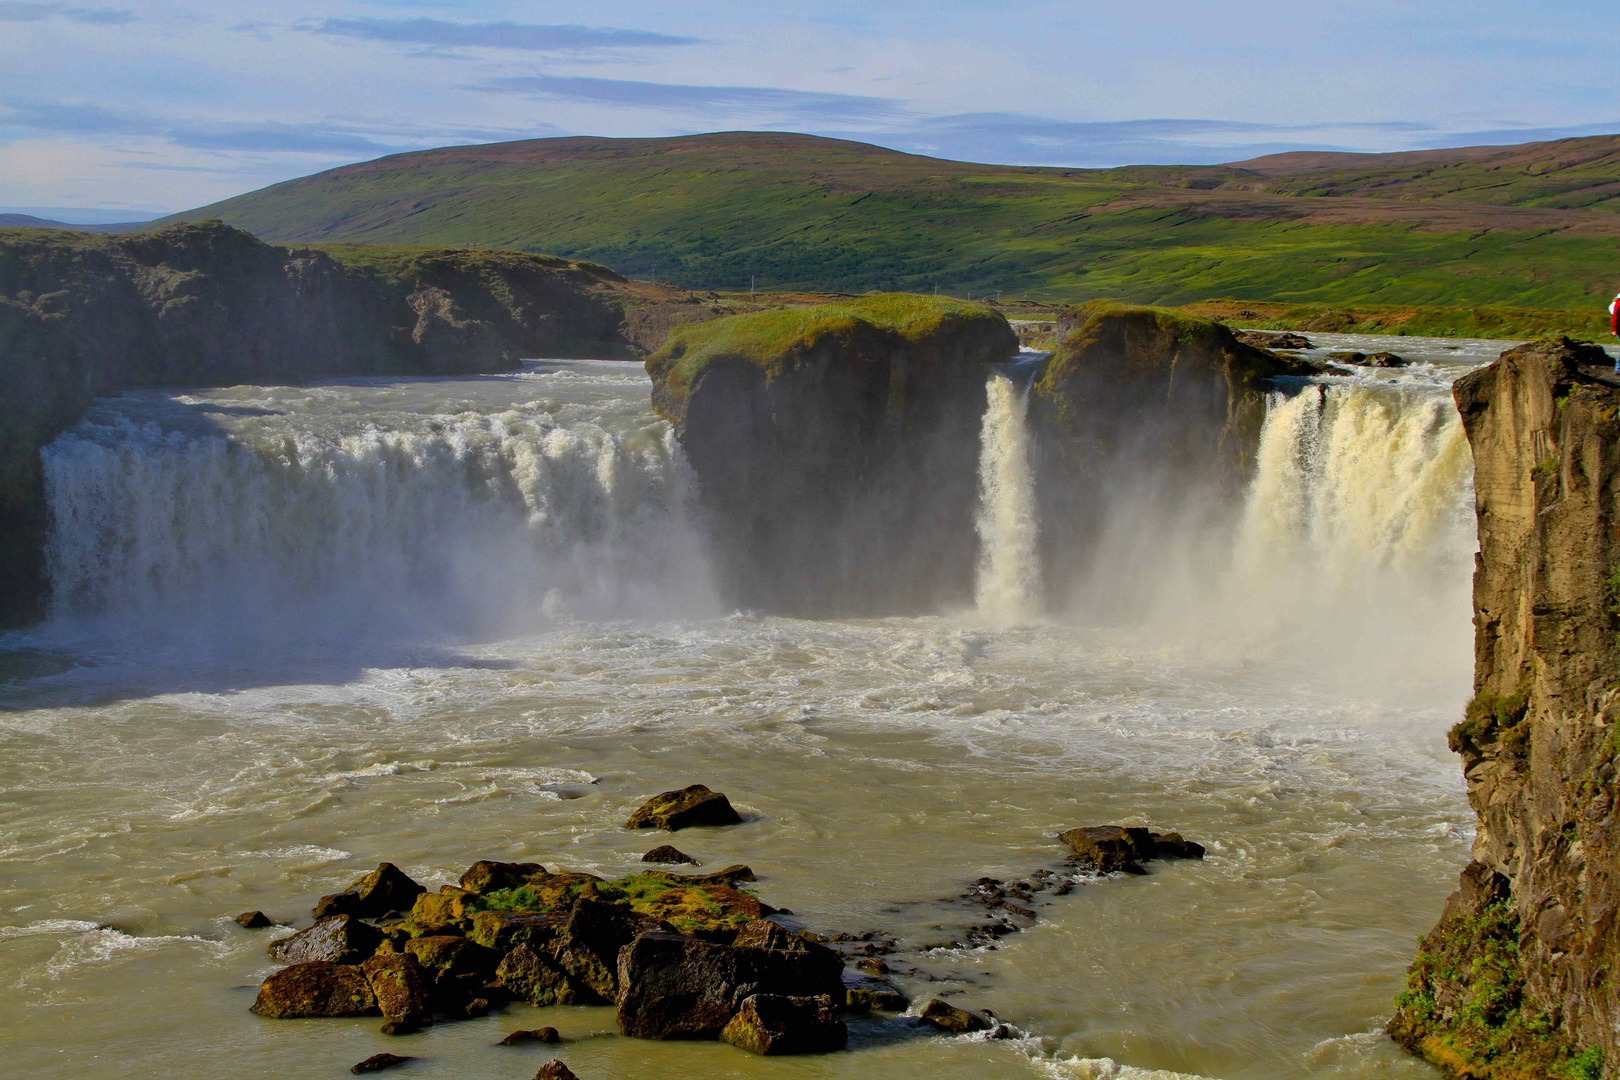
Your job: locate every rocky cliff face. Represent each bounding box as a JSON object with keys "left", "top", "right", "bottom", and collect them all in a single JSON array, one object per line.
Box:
[
  {"left": 1028, "top": 302, "right": 1313, "bottom": 602},
  {"left": 0, "top": 220, "right": 663, "bottom": 625},
  {"left": 1390, "top": 337, "right": 1619, "bottom": 1080},
  {"left": 646, "top": 295, "right": 1018, "bottom": 614}
]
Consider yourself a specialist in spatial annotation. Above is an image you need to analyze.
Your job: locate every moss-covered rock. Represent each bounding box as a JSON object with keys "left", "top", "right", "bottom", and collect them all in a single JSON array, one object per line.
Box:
[
  {"left": 460, "top": 860, "right": 547, "bottom": 895},
  {"left": 250, "top": 961, "right": 379, "bottom": 1018},
  {"left": 918, "top": 998, "right": 992, "bottom": 1033},
  {"left": 625, "top": 785, "right": 742, "bottom": 831},
  {"left": 645, "top": 293, "right": 1017, "bottom": 614},
  {"left": 361, "top": 953, "right": 432, "bottom": 1033},
  {"left": 641, "top": 845, "right": 698, "bottom": 865},
  {"left": 402, "top": 934, "right": 499, "bottom": 982},
  {"left": 494, "top": 944, "right": 584, "bottom": 1007},
  {"left": 719, "top": 993, "right": 846, "bottom": 1055}
]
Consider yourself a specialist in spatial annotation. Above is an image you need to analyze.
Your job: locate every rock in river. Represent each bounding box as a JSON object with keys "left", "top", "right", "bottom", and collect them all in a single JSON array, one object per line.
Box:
[
  {"left": 351, "top": 1053, "right": 413, "bottom": 1074},
  {"left": 534, "top": 1062, "right": 579, "bottom": 1080},
  {"left": 1058, "top": 825, "right": 1158, "bottom": 872},
  {"left": 268, "top": 914, "right": 384, "bottom": 965},
  {"left": 625, "top": 784, "right": 742, "bottom": 831},
  {"left": 251, "top": 961, "right": 379, "bottom": 1018},
  {"left": 316, "top": 862, "right": 426, "bottom": 920},
  {"left": 918, "top": 998, "right": 992, "bottom": 1033},
  {"left": 720, "top": 993, "right": 846, "bottom": 1055},
  {"left": 500, "top": 1027, "right": 561, "bottom": 1046},
  {"left": 641, "top": 845, "right": 699, "bottom": 865},
  {"left": 234, "top": 910, "right": 274, "bottom": 928},
  {"left": 361, "top": 952, "right": 431, "bottom": 1033},
  {"left": 460, "top": 860, "right": 547, "bottom": 895}
]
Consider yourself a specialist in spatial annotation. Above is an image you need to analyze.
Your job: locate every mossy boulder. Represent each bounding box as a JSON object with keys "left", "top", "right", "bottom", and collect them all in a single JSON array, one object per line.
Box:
[
  {"left": 918, "top": 998, "right": 992, "bottom": 1033},
  {"left": 361, "top": 953, "right": 431, "bottom": 1033},
  {"left": 466, "top": 910, "right": 567, "bottom": 953},
  {"left": 402, "top": 934, "right": 499, "bottom": 981},
  {"left": 251, "top": 961, "right": 379, "bottom": 1018},
  {"left": 626, "top": 785, "right": 743, "bottom": 831},
  {"left": 407, "top": 887, "right": 475, "bottom": 933},
  {"left": 460, "top": 860, "right": 547, "bottom": 895},
  {"left": 495, "top": 944, "right": 584, "bottom": 1006},
  {"left": 318, "top": 862, "right": 425, "bottom": 920},
  {"left": 720, "top": 993, "right": 846, "bottom": 1056},
  {"left": 645, "top": 293, "right": 1017, "bottom": 614}
]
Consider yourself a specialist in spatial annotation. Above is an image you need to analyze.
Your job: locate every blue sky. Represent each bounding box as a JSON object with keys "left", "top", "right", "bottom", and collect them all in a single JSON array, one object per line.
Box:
[{"left": 0, "top": 0, "right": 1614, "bottom": 217}]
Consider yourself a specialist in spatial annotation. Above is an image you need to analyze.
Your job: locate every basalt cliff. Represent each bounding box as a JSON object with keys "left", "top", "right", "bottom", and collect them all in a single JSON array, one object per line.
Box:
[
  {"left": 647, "top": 295, "right": 1017, "bottom": 614},
  {"left": 1029, "top": 302, "right": 1314, "bottom": 600},
  {"left": 0, "top": 220, "right": 709, "bottom": 625},
  {"left": 1391, "top": 337, "right": 1620, "bottom": 1079}
]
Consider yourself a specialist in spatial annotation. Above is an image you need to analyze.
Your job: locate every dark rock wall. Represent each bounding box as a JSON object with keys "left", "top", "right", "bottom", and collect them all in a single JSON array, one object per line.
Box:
[
  {"left": 1391, "top": 337, "right": 1620, "bottom": 1077},
  {"left": 0, "top": 221, "right": 645, "bottom": 625},
  {"left": 1027, "top": 302, "right": 1312, "bottom": 607},
  {"left": 651, "top": 310, "right": 1017, "bottom": 615}
]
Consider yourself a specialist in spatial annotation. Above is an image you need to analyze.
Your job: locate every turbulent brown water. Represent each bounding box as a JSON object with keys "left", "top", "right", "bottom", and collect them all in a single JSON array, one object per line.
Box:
[{"left": 0, "top": 339, "right": 1502, "bottom": 1079}]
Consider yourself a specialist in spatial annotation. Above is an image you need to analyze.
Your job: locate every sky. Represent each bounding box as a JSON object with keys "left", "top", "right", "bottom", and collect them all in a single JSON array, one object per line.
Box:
[{"left": 0, "top": 0, "right": 1616, "bottom": 218}]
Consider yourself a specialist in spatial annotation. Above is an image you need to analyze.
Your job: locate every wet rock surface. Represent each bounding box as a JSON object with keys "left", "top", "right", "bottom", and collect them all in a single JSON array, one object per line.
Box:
[
  {"left": 500, "top": 1027, "right": 561, "bottom": 1046},
  {"left": 251, "top": 961, "right": 379, "bottom": 1018},
  {"left": 351, "top": 1053, "right": 414, "bottom": 1074},
  {"left": 268, "top": 915, "right": 385, "bottom": 966},
  {"left": 534, "top": 1061, "right": 579, "bottom": 1080},
  {"left": 720, "top": 993, "right": 847, "bottom": 1055},
  {"left": 625, "top": 784, "right": 743, "bottom": 831},
  {"left": 234, "top": 910, "right": 274, "bottom": 928},
  {"left": 640, "top": 845, "right": 698, "bottom": 865},
  {"left": 362, "top": 953, "right": 431, "bottom": 1033},
  {"left": 1328, "top": 349, "right": 1407, "bottom": 367},
  {"left": 918, "top": 998, "right": 992, "bottom": 1033}
]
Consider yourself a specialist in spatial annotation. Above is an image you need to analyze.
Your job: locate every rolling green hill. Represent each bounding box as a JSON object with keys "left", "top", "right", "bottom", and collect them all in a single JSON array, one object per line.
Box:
[{"left": 165, "top": 131, "right": 1620, "bottom": 312}]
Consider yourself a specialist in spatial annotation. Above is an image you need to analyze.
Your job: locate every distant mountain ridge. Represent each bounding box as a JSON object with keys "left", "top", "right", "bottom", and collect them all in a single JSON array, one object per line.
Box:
[
  {"left": 162, "top": 130, "right": 1620, "bottom": 309},
  {"left": 0, "top": 213, "right": 148, "bottom": 232}
]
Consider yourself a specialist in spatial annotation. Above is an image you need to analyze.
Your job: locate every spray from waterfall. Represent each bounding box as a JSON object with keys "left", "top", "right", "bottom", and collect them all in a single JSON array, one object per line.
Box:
[{"left": 974, "top": 369, "right": 1041, "bottom": 620}]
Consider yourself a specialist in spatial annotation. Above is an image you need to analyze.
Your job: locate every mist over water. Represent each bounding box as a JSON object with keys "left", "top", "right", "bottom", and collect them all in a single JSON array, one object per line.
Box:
[{"left": 0, "top": 337, "right": 1498, "bottom": 1080}]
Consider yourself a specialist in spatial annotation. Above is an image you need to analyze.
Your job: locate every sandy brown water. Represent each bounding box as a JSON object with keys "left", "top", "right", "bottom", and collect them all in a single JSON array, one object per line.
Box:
[{"left": 0, "top": 339, "right": 1503, "bottom": 1079}]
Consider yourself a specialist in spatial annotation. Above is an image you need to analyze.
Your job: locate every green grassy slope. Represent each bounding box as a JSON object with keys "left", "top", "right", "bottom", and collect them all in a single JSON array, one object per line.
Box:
[{"left": 164, "top": 131, "right": 1620, "bottom": 312}]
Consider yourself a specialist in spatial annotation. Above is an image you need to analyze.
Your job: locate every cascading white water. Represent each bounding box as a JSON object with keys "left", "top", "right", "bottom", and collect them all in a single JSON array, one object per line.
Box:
[
  {"left": 1220, "top": 378, "right": 1477, "bottom": 682},
  {"left": 974, "top": 369, "right": 1042, "bottom": 621},
  {"left": 39, "top": 367, "right": 717, "bottom": 643}
]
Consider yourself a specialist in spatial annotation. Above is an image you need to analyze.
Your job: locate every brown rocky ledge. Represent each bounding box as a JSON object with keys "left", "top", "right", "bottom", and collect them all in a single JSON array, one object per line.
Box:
[{"left": 1390, "top": 336, "right": 1620, "bottom": 1079}]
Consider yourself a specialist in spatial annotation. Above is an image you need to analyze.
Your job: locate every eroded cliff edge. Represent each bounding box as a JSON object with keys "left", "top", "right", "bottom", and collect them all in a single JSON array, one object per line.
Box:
[
  {"left": 0, "top": 220, "right": 684, "bottom": 625},
  {"left": 647, "top": 295, "right": 1017, "bottom": 614},
  {"left": 1391, "top": 337, "right": 1619, "bottom": 1079}
]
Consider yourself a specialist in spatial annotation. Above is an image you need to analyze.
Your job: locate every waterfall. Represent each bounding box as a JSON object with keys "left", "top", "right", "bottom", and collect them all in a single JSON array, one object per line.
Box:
[
  {"left": 40, "top": 392, "right": 716, "bottom": 641},
  {"left": 974, "top": 369, "right": 1042, "bottom": 620},
  {"left": 1219, "top": 380, "right": 1476, "bottom": 679}
]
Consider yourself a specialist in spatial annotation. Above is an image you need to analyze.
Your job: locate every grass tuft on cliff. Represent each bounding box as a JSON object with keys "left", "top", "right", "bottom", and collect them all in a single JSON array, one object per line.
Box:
[
  {"left": 646, "top": 292, "right": 1006, "bottom": 418},
  {"left": 1392, "top": 891, "right": 1599, "bottom": 1079}
]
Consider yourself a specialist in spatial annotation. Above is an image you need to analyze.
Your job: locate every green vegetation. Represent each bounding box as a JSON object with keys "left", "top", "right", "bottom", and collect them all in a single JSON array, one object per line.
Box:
[
  {"left": 464, "top": 871, "right": 762, "bottom": 938},
  {"left": 1185, "top": 299, "right": 1609, "bottom": 341},
  {"left": 648, "top": 292, "right": 1004, "bottom": 414},
  {"left": 1450, "top": 685, "right": 1534, "bottom": 759},
  {"left": 160, "top": 131, "right": 1620, "bottom": 312},
  {"left": 1392, "top": 893, "right": 1596, "bottom": 1079}
]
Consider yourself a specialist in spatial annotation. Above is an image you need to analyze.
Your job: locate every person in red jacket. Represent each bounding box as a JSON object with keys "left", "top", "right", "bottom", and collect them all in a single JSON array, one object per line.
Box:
[{"left": 1611, "top": 291, "right": 1620, "bottom": 372}]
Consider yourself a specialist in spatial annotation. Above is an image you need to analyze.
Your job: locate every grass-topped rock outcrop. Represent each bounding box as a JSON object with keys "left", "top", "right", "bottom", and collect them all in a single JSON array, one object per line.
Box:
[
  {"left": 646, "top": 294, "right": 1017, "bottom": 614},
  {"left": 1028, "top": 301, "right": 1314, "bottom": 598}
]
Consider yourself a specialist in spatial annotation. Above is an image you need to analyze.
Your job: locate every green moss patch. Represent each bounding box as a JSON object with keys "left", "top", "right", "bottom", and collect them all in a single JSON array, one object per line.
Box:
[
  {"left": 464, "top": 871, "right": 763, "bottom": 938},
  {"left": 646, "top": 293, "right": 1007, "bottom": 416},
  {"left": 1391, "top": 893, "right": 1596, "bottom": 1079},
  {"left": 1450, "top": 684, "right": 1533, "bottom": 759}
]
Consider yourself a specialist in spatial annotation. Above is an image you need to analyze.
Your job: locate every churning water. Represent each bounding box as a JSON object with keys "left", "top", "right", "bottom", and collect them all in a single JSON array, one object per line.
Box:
[{"left": 0, "top": 337, "right": 1503, "bottom": 1079}]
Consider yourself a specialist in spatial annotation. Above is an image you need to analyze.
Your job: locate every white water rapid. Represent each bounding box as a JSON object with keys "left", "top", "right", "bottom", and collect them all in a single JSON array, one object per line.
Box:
[
  {"left": 0, "top": 335, "right": 1505, "bottom": 1080},
  {"left": 975, "top": 363, "right": 1042, "bottom": 621}
]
